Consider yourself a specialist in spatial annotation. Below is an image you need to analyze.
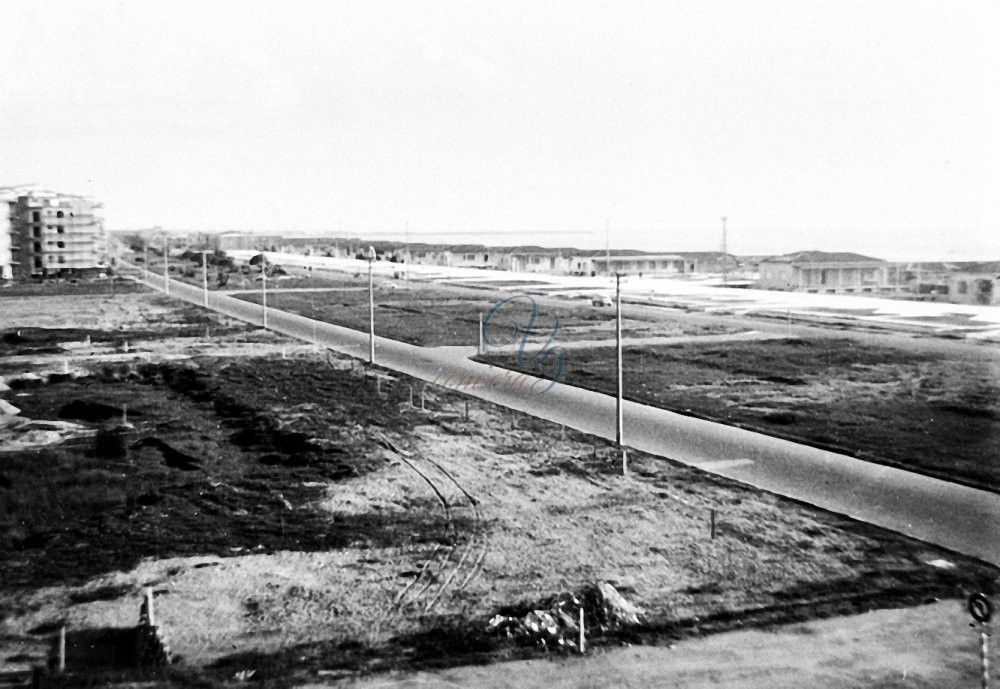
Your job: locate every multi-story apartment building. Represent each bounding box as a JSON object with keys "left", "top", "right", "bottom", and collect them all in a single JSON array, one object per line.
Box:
[
  {"left": 1, "top": 195, "right": 14, "bottom": 281},
  {"left": 8, "top": 190, "right": 107, "bottom": 279}
]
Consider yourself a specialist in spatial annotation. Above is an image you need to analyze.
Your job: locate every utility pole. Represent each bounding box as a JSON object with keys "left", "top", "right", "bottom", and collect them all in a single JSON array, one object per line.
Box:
[
  {"left": 261, "top": 256, "right": 268, "bottom": 329},
  {"left": 368, "top": 245, "right": 376, "bottom": 364},
  {"left": 605, "top": 219, "right": 611, "bottom": 277},
  {"left": 163, "top": 235, "right": 169, "bottom": 294},
  {"left": 721, "top": 216, "right": 728, "bottom": 286},
  {"left": 616, "top": 272, "right": 627, "bottom": 475}
]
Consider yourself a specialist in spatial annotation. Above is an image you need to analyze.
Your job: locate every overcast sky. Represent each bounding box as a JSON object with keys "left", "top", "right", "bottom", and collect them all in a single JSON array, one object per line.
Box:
[{"left": 2, "top": 1, "right": 998, "bottom": 260}]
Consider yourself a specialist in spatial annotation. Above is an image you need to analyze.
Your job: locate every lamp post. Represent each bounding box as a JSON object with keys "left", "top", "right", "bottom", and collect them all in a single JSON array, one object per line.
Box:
[
  {"left": 616, "top": 272, "right": 627, "bottom": 475},
  {"left": 721, "top": 216, "right": 728, "bottom": 286},
  {"left": 163, "top": 235, "right": 169, "bottom": 294},
  {"left": 367, "top": 245, "right": 376, "bottom": 364},
  {"left": 261, "top": 257, "right": 268, "bottom": 329},
  {"left": 202, "top": 250, "right": 208, "bottom": 307}
]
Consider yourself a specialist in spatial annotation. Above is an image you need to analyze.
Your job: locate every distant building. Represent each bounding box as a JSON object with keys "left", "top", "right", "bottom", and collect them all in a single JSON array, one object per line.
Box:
[
  {"left": 7, "top": 190, "right": 107, "bottom": 280},
  {"left": 496, "top": 247, "right": 573, "bottom": 274},
  {"left": 945, "top": 262, "right": 1000, "bottom": 305},
  {"left": 570, "top": 251, "right": 686, "bottom": 277},
  {"left": 757, "top": 251, "right": 890, "bottom": 293},
  {"left": 1, "top": 191, "right": 17, "bottom": 281},
  {"left": 445, "top": 244, "right": 491, "bottom": 268}
]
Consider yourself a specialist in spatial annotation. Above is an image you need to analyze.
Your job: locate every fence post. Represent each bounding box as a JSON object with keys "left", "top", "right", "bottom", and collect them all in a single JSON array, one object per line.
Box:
[
  {"left": 58, "top": 625, "right": 66, "bottom": 673},
  {"left": 982, "top": 627, "right": 990, "bottom": 689}
]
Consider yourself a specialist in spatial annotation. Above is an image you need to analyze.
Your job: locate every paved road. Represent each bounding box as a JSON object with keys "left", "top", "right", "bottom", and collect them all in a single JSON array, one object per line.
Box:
[{"left": 125, "top": 264, "right": 1000, "bottom": 566}]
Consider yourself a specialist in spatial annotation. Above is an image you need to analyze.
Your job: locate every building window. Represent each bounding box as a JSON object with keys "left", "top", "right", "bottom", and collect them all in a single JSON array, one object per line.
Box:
[
  {"left": 33, "top": 227, "right": 41, "bottom": 238},
  {"left": 32, "top": 211, "right": 40, "bottom": 222},
  {"left": 57, "top": 226, "right": 64, "bottom": 234},
  {"left": 57, "top": 241, "right": 65, "bottom": 248},
  {"left": 33, "top": 242, "right": 41, "bottom": 253},
  {"left": 48, "top": 255, "right": 54, "bottom": 263},
  {"left": 33, "top": 257, "right": 42, "bottom": 269},
  {"left": 56, "top": 211, "right": 64, "bottom": 218},
  {"left": 58, "top": 256, "right": 65, "bottom": 264},
  {"left": 958, "top": 281, "right": 968, "bottom": 295}
]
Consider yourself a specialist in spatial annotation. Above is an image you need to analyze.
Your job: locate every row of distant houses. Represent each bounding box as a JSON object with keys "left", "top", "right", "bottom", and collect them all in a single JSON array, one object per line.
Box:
[
  {"left": 118, "top": 231, "right": 999, "bottom": 306},
  {"left": 206, "top": 233, "right": 742, "bottom": 278},
  {"left": 756, "top": 251, "right": 1000, "bottom": 305}
]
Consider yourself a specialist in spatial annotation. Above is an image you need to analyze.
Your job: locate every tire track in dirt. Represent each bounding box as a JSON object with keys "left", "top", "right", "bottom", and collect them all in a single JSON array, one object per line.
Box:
[{"left": 372, "top": 426, "right": 488, "bottom": 620}]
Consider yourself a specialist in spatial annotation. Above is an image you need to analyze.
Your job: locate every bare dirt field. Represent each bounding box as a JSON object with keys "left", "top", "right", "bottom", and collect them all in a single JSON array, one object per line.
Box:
[{"left": 1, "top": 286, "right": 997, "bottom": 687}]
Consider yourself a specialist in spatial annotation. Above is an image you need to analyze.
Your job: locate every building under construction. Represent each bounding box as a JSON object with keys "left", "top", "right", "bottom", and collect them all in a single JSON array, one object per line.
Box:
[{"left": 2, "top": 188, "right": 108, "bottom": 280}]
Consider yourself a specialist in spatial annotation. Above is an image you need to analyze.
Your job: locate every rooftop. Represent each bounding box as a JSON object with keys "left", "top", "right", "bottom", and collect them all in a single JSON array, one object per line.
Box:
[{"left": 764, "top": 251, "right": 887, "bottom": 265}]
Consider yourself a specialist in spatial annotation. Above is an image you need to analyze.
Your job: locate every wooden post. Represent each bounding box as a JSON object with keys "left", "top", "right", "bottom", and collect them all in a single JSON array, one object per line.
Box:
[
  {"left": 982, "top": 629, "right": 990, "bottom": 689},
  {"left": 144, "top": 587, "right": 155, "bottom": 626},
  {"left": 578, "top": 606, "right": 585, "bottom": 654},
  {"left": 58, "top": 624, "right": 66, "bottom": 672}
]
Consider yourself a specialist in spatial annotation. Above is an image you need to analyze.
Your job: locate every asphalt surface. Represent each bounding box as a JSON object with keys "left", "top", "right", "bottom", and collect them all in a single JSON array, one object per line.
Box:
[{"left": 127, "top": 265, "right": 1000, "bottom": 566}]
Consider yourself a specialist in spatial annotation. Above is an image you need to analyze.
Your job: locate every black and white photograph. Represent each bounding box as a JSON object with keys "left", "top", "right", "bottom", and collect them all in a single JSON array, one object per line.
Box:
[{"left": 1, "top": 1, "right": 998, "bottom": 686}]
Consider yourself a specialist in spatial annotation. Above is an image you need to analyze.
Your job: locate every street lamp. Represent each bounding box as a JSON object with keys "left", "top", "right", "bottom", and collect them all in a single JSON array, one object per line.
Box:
[
  {"left": 249, "top": 253, "right": 268, "bottom": 329},
  {"left": 367, "top": 245, "right": 376, "bottom": 364},
  {"left": 163, "top": 235, "right": 169, "bottom": 294},
  {"left": 201, "top": 249, "right": 209, "bottom": 308},
  {"left": 721, "top": 216, "right": 728, "bottom": 286},
  {"left": 616, "top": 271, "right": 627, "bottom": 475}
]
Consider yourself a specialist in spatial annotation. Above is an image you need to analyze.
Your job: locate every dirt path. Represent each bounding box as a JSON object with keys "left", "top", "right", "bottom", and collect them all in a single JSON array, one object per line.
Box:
[{"left": 333, "top": 599, "right": 988, "bottom": 689}]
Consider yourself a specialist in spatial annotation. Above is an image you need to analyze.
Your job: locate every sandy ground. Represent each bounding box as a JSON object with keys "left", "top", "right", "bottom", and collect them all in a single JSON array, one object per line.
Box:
[{"left": 334, "top": 600, "right": 990, "bottom": 689}]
